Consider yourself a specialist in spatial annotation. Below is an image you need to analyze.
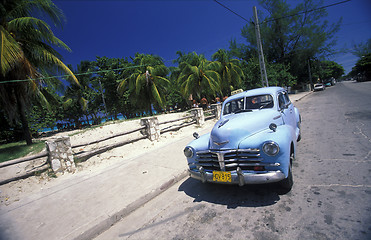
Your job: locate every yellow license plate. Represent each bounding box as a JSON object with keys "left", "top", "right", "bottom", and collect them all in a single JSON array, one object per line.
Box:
[{"left": 213, "top": 171, "right": 231, "bottom": 182}]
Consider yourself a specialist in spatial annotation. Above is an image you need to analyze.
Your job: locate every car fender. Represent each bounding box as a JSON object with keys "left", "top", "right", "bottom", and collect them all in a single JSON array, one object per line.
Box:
[
  {"left": 238, "top": 125, "right": 295, "bottom": 177},
  {"left": 184, "top": 133, "right": 210, "bottom": 165},
  {"left": 294, "top": 106, "right": 301, "bottom": 139}
]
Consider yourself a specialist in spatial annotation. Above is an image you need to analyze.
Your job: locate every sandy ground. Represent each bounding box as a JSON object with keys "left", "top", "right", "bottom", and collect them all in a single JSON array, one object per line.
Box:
[{"left": 0, "top": 111, "right": 217, "bottom": 207}]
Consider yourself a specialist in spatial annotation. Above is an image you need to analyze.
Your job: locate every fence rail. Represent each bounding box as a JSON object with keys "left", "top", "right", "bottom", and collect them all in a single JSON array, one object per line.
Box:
[
  {"left": 0, "top": 105, "right": 221, "bottom": 185},
  {"left": 0, "top": 151, "right": 48, "bottom": 169},
  {"left": 71, "top": 126, "right": 146, "bottom": 149},
  {"left": 0, "top": 163, "right": 49, "bottom": 186}
]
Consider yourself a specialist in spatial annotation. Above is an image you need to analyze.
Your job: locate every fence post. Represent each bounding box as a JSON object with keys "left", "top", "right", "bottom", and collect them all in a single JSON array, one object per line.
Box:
[
  {"left": 46, "top": 136, "right": 76, "bottom": 173},
  {"left": 191, "top": 108, "right": 205, "bottom": 126},
  {"left": 211, "top": 103, "right": 222, "bottom": 120},
  {"left": 140, "top": 117, "right": 160, "bottom": 141}
]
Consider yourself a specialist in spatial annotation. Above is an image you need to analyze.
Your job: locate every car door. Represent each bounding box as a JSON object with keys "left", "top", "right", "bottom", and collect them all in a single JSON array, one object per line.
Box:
[{"left": 278, "top": 91, "right": 296, "bottom": 129}]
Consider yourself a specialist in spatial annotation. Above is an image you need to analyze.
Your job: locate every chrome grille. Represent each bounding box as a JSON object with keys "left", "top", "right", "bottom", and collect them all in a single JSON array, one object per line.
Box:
[{"left": 196, "top": 149, "right": 263, "bottom": 171}]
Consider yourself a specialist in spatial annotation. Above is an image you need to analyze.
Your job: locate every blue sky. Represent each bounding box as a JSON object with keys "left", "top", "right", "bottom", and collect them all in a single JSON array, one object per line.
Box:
[{"left": 52, "top": 0, "right": 371, "bottom": 75}]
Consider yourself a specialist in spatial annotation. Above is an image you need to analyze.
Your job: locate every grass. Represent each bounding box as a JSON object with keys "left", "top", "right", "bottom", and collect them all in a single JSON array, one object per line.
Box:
[{"left": 0, "top": 141, "right": 45, "bottom": 163}]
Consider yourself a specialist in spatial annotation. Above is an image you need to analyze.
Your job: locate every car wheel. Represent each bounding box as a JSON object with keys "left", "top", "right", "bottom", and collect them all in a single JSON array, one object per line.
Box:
[{"left": 279, "top": 152, "right": 294, "bottom": 193}]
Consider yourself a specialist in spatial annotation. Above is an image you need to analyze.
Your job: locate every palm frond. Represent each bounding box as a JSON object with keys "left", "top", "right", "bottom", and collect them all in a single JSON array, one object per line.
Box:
[
  {"left": 117, "top": 78, "right": 128, "bottom": 95},
  {"left": 63, "top": 98, "right": 73, "bottom": 109},
  {"left": 9, "top": 16, "right": 53, "bottom": 35},
  {"left": 0, "top": 26, "right": 23, "bottom": 75},
  {"left": 32, "top": 84, "right": 51, "bottom": 110},
  {"left": 154, "top": 75, "right": 170, "bottom": 85},
  {"left": 151, "top": 83, "right": 163, "bottom": 107},
  {"left": 135, "top": 73, "right": 146, "bottom": 95},
  {"left": 79, "top": 97, "right": 88, "bottom": 111},
  {"left": 8, "top": 0, "right": 65, "bottom": 27},
  {"left": 40, "top": 49, "right": 79, "bottom": 85}
]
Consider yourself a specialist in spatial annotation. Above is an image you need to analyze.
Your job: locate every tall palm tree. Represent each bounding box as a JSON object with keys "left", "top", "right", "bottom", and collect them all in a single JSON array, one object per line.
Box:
[
  {"left": 212, "top": 49, "right": 245, "bottom": 96},
  {"left": 0, "top": 0, "right": 78, "bottom": 145},
  {"left": 117, "top": 53, "right": 169, "bottom": 115},
  {"left": 177, "top": 52, "right": 221, "bottom": 101}
]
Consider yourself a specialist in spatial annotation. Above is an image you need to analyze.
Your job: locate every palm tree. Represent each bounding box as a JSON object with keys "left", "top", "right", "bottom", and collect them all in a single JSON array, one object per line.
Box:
[
  {"left": 177, "top": 52, "right": 221, "bottom": 101},
  {"left": 117, "top": 53, "right": 169, "bottom": 115},
  {"left": 212, "top": 49, "right": 245, "bottom": 96},
  {"left": 0, "top": 0, "right": 78, "bottom": 145},
  {"left": 63, "top": 61, "right": 92, "bottom": 127}
]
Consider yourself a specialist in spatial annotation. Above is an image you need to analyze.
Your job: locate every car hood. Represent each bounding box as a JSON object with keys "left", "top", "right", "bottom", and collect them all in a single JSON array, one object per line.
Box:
[{"left": 209, "top": 110, "right": 283, "bottom": 149}]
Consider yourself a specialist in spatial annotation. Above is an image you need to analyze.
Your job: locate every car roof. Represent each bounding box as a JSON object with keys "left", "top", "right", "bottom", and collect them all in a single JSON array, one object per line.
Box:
[{"left": 226, "top": 87, "right": 285, "bottom": 102}]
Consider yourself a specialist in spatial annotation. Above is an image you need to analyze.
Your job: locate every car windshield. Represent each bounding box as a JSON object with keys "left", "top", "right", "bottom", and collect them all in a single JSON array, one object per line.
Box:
[
  {"left": 246, "top": 94, "right": 274, "bottom": 110},
  {"left": 223, "top": 98, "right": 245, "bottom": 115},
  {"left": 223, "top": 94, "right": 274, "bottom": 115}
]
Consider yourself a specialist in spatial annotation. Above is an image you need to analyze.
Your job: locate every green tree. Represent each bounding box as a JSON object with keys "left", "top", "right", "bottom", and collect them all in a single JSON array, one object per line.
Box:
[
  {"left": 176, "top": 52, "right": 221, "bottom": 102},
  {"left": 266, "top": 62, "right": 296, "bottom": 87},
  {"left": 167, "top": 66, "right": 187, "bottom": 111},
  {"left": 93, "top": 57, "right": 131, "bottom": 120},
  {"left": 212, "top": 49, "right": 245, "bottom": 96},
  {"left": 318, "top": 60, "right": 344, "bottom": 80},
  {"left": 0, "top": 0, "right": 78, "bottom": 144},
  {"left": 350, "top": 53, "right": 371, "bottom": 82},
  {"left": 168, "top": 51, "right": 203, "bottom": 108},
  {"left": 231, "top": 0, "right": 342, "bottom": 86},
  {"left": 238, "top": 56, "right": 296, "bottom": 89},
  {"left": 118, "top": 53, "right": 170, "bottom": 115},
  {"left": 239, "top": 57, "right": 263, "bottom": 90},
  {"left": 352, "top": 38, "right": 371, "bottom": 58},
  {"left": 63, "top": 61, "right": 93, "bottom": 127}
]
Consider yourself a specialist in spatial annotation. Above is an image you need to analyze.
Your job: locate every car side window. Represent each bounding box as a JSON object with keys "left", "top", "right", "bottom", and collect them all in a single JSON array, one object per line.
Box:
[
  {"left": 282, "top": 91, "right": 291, "bottom": 105},
  {"left": 278, "top": 93, "right": 286, "bottom": 109}
]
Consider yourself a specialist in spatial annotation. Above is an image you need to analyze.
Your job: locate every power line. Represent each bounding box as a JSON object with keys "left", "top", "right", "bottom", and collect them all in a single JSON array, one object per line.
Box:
[
  {"left": 213, "top": 0, "right": 351, "bottom": 24},
  {"left": 213, "top": 0, "right": 250, "bottom": 23},
  {"left": 0, "top": 63, "right": 167, "bottom": 84},
  {"left": 263, "top": 0, "right": 351, "bottom": 23}
]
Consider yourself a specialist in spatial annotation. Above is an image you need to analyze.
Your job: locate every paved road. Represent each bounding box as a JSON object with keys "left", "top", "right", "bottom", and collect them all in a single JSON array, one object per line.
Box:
[{"left": 95, "top": 81, "right": 371, "bottom": 240}]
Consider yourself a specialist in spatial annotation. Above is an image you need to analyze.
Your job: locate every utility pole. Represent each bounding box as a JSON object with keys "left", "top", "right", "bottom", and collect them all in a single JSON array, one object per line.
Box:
[
  {"left": 253, "top": 6, "right": 269, "bottom": 87},
  {"left": 307, "top": 59, "right": 313, "bottom": 91}
]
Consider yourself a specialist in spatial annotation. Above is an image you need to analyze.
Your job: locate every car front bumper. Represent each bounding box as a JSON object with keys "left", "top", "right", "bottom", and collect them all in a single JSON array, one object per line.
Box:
[{"left": 188, "top": 168, "right": 286, "bottom": 186}]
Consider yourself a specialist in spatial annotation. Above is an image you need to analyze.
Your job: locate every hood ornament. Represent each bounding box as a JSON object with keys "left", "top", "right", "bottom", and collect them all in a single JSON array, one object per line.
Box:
[{"left": 218, "top": 119, "right": 229, "bottom": 128}]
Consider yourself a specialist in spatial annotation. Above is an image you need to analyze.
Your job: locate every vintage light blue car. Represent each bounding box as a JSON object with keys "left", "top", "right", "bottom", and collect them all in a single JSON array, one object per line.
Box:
[{"left": 184, "top": 87, "right": 301, "bottom": 192}]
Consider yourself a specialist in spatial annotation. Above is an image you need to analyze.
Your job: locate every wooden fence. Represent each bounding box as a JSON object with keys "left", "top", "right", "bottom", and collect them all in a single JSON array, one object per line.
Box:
[{"left": 0, "top": 105, "right": 220, "bottom": 185}]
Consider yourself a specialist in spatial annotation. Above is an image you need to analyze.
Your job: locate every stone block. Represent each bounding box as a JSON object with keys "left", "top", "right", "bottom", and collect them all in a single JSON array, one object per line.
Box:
[{"left": 46, "top": 136, "right": 76, "bottom": 173}]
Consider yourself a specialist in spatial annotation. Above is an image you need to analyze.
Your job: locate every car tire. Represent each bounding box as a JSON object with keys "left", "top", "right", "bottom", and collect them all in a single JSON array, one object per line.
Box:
[{"left": 279, "top": 152, "right": 294, "bottom": 193}]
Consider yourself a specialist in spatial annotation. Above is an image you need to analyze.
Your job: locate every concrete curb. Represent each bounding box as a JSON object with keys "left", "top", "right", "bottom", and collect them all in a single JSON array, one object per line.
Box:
[
  {"left": 73, "top": 170, "right": 189, "bottom": 240},
  {"left": 293, "top": 91, "right": 312, "bottom": 102}
]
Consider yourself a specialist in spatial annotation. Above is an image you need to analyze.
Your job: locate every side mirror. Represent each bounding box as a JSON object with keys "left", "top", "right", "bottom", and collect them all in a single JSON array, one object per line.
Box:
[{"left": 193, "top": 132, "right": 199, "bottom": 139}]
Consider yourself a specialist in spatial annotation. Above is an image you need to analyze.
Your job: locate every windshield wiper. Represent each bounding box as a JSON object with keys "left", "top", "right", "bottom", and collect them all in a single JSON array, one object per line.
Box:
[{"left": 235, "top": 109, "right": 253, "bottom": 114}]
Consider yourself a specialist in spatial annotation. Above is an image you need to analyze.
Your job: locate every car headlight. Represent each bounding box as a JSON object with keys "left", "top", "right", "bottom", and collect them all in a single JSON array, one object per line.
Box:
[
  {"left": 184, "top": 147, "right": 194, "bottom": 158},
  {"left": 262, "top": 141, "right": 279, "bottom": 156}
]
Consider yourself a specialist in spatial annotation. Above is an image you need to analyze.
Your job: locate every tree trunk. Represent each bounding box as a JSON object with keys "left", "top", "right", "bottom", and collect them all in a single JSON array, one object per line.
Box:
[
  {"left": 16, "top": 93, "right": 33, "bottom": 145},
  {"left": 149, "top": 102, "right": 153, "bottom": 116}
]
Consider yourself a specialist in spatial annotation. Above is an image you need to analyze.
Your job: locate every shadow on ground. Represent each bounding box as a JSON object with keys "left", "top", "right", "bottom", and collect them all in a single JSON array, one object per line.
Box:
[{"left": 178, "top": 177, "right": 290, "bottom": 209}]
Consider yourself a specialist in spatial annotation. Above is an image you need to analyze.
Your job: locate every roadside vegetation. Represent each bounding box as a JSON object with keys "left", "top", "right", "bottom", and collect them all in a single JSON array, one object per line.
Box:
[
  {"left": 1, "top": 0, "right": 368, "bottom": 147},
  {"left": 0, "top": 141, "right": 45, "bottom": 163}
]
